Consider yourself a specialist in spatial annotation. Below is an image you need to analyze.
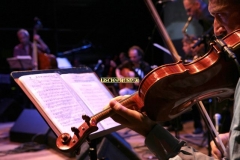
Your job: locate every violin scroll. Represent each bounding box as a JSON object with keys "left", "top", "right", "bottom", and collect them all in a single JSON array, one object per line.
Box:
[
  {"left": 56, "top": 115, "right": 98, "bottom": 154},
  {"left": 56, "top": 92, "right": 144, "bottom": 153}
]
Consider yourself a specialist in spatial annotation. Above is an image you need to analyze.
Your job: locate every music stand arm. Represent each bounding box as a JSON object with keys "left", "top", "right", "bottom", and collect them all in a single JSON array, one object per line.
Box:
[
  {"left": 88, "top": 139, "right": 98, "bottom": 160},
  {"left": 17, "top": 58, "right": 25, "bottom": 70}
]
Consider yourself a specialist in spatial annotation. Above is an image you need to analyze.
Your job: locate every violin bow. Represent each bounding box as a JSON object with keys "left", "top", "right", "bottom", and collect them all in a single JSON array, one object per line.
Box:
[
  {"left": 197, "top": 101, "right": 227, "bottom": 157},
  {"left": 144, "top": 0, "right": 181, "bottom": 62}
]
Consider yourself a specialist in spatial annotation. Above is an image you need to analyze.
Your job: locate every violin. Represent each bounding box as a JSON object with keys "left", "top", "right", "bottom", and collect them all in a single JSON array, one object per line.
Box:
[
  {"left": 56, "top": 29, "right": 240, "bottom": 153},
  {"left": 140, "top": 29, "right": 240, "bottom": 122}
]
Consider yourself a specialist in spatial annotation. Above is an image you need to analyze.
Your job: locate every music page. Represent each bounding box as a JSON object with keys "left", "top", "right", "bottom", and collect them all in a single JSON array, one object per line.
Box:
[
  {"left": 19, "top": 73, "right": 91, "bottom": 136},
  {"left": 61, "top": 73, "right": 120, "bottom": 130}
]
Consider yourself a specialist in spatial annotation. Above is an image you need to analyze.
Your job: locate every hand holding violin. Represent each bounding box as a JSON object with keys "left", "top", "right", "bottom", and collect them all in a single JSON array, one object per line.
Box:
[
  {"left": 109, "top": 96, "right": 157, "bottom": 137},
  {"left": 210, "top": 132, "right": 229, "bottom": 159}
]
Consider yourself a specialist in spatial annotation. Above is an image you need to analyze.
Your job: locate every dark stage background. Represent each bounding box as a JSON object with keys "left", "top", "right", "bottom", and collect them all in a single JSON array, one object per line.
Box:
[{"left": 0, "top": 0, "right": 207, "bottom": 73}]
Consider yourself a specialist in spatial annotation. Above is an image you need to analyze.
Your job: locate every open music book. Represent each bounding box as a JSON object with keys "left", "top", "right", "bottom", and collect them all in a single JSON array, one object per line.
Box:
[
  {"left": 7, "top": 55, "right": 33, "bottom": 70},
  {"left": 11, "top": 67, "right": 122, "bottom": 139}
]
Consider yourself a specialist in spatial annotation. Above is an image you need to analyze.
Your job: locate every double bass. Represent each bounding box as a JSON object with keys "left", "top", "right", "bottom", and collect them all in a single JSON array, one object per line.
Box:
[{"left": 32, "top": 17, "right": 58, "bottom": 70}]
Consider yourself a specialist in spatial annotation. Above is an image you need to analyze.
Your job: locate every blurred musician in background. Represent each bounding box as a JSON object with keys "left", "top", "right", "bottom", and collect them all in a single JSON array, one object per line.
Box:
[
  {"left": 182, "top": 35, "right": 205, "bottom": 63},
  {"left": 183, "top": 0, "right": 213, "bottom": 32},
  {"left": 13, "top": 29, "right": 58, "bottom": 70},
  {"left": 102, "top": 52, "right": 128, "bottom": 78},
  {"left": 183, "top": 0, "right": 214, "bottom": 51},
  {"left": 13, "top": 29, "right": 50, "bottom": 57},
  {"left": 115, "top": 45, "right": 151, "bottom": 96},
  {"left": 118, "top": 52, "right": 129, "bottom": 64}
]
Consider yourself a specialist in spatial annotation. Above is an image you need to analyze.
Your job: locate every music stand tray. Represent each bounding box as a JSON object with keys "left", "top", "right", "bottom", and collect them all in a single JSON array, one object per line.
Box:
[{"left": 7, "top": 56, "right": 33, "bottom": 70}]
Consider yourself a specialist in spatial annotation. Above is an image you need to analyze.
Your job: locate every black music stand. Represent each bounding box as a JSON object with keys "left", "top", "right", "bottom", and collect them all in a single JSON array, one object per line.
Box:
[
  {"left": 11, "top": 67, "right": 139, "bottom": 160},
  {"left": 7, "top": 56, "right": 33, "bottom": 70}
]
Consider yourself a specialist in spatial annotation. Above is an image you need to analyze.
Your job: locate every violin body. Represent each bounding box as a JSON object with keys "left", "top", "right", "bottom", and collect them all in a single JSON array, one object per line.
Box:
[{"left": 139, "top": 29, "right": 240, "bottom": 122}]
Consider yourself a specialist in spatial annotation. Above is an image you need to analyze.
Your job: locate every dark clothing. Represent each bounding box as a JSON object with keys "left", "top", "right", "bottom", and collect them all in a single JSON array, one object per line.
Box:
[
  {"left": 116, "top": 60, "right": 151, "bottom": 95},
  {"left": 13, "top": 42, "right": 50, "bottom": 57},
  {"left": 145, "top": 78, "right": 240, "bottom": 159},
  {"left": 198, "top": 5, "right": 214, "bottom": 33},
  {"left": 117, "top": 60, "right": 152, "bottom": 81},
  {"left": 198, "top": 5, "right": 214, "bottom": 52}
]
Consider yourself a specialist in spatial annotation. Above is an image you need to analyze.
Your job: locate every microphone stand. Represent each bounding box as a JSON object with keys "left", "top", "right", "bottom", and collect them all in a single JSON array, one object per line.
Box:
[
  {"left": 57, "top": 44, "right": 92, "bottom": 56},
  {"left": 88, "top": 139, "right": 98, "bottom": 160},
  {"left": 57, "top": 44, "right": 92, "bottom": 67}
]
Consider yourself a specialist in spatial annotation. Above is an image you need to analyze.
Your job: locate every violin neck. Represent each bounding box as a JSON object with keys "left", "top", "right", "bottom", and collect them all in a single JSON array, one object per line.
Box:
[
  {"left": 32, "top": 42, "right": 38, "bottom": 70},
  {"left": 91, "top": 107, "right": 115, "bottom": 124},
  {"left": 90, "top": 92, "right": 143, "bottom": 124}
]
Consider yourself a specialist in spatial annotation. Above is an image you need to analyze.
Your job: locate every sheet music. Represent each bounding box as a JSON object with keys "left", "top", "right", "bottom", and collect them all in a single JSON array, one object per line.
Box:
[
  {"left": 61, "top": 73, "right": 120, "bottom": 130},
  {"left": 19, "top": 73, "right": 89, "bottom": 136}
]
